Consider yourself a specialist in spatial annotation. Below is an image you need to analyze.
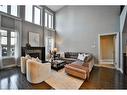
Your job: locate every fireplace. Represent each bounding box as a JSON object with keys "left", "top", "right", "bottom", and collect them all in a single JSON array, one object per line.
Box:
[{"left": 21, "top": 47, "right": 45, "bottom": 62}]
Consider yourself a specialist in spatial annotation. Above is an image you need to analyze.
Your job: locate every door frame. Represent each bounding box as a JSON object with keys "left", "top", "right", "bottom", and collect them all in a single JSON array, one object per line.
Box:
[{"left": 98, "top": 32, "right": 120, "bottom": 69}]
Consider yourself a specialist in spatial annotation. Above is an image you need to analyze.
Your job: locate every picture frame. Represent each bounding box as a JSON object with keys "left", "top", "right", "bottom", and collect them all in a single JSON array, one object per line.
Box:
[{"left": 28, "top": 32, "right": 40, "bottom": 47}]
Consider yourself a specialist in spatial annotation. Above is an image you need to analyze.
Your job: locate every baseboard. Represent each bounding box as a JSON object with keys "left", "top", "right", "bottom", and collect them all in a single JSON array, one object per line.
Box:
[{"left": 117, "top": 68, "right": 123, "bottom": 73}]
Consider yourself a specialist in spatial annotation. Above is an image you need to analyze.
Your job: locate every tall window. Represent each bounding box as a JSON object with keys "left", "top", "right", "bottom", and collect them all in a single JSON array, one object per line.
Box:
[
  {"left": 0, "top": 29, "right": 16, "bottom": 57},
  {"left": 34, "top": 6, "right": 41, "bottom": 25},
  {"left": 0, "top": 5, "right": 7, "bottom": 13},
  {"left": 48, "top": 14, "right": 52, "bottom": 28},
  {"left": 45, "top": 10, "right": 54, "bottom": 29},
  {"left": 45, "top": 12, "right": 48, "bottom": 27},
  {"left": 25, "top": 5, "right": 33, "bottom": 23},
  {"left": 11, "top": 5, "right": 17, "bottom": 16}
]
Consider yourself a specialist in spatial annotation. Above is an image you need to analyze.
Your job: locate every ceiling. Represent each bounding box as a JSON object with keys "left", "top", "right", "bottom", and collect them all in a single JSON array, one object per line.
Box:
[{"left": 46, "top": 5, "right": 65, "bottom": 12}]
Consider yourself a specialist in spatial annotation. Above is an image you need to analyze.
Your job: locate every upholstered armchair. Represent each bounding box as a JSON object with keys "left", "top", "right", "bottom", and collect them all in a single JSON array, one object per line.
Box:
[
  {"left": 20, "top": 57, "right": 28, "bottom": 74},
  {"left": 26, "top": 59, "right": 51, "bottom": 83}
]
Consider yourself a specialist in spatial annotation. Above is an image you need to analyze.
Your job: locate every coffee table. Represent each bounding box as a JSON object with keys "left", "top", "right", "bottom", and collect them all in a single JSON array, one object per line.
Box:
[{"left": 51, "top": 60, "right": 65, "bottom": 71}]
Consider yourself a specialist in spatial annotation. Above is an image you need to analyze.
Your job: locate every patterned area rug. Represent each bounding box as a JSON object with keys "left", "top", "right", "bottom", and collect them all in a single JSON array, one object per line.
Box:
[{"left": 45, "top": 68, "right": 84, "bottom": 89}]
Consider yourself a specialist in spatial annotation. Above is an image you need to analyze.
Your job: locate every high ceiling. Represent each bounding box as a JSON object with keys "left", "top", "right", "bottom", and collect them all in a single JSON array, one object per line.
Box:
[{"left": 46, "top": 5, "right": 65, "bottom": 12}]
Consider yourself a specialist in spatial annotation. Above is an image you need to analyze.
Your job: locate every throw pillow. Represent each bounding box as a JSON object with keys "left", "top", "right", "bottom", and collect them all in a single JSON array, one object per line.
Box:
[
  {"left": 31, "top": 57, "right": 36, "bottom": 62},
  {"left": 31, "top": 57, "right": 42, "bottom": 63},
  {"left": 78, "top": 53, "right": 89, "bottom": 61},
  {"left": 84, "top": 54, "right": 92, "bottom": 63},
  {"left": 36, "top": 57, "right": 42, "bottom": 63},
  {"left": 25, "top": 54, "right": 31, "bottom": 59},
  {"left": 77, "top": 53, "right": 84, "bottom": 61}
]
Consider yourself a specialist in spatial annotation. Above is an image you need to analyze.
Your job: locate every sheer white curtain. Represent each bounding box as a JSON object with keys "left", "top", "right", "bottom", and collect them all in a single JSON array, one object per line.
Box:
[
  {"left": 14, "top": 20, "right": 22, "bottom": 66},
  {"left": 44, "top": 29, "right": 55, "bottom": 61}
]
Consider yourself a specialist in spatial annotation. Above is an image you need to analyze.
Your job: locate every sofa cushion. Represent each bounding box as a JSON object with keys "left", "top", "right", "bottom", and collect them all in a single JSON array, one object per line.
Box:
[
  {"left": 64, "top": 52, "right": 70, "bottom": 58},
  {"left": 65, "top": 52, "right": 80, "bottom": 59},
  {"left": 65, "top": 63, "right": 88, "bottom": 73},
  {"left": 25, "top": 54, "right": 31, "bottom": 59},
  {"left": 72, "top": 60, "right": 84, "bottom": 65}
]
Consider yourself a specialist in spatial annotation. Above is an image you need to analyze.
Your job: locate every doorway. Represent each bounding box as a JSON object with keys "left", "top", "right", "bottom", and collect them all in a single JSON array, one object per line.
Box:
[{"left": 98, "top": 33, "right": 119, "bottom": 69}]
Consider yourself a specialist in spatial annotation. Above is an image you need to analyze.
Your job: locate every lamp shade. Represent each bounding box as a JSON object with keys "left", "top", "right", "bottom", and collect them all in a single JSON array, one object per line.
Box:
[{"left": 53, "top": 48, "right": 58, "bottom": 52}]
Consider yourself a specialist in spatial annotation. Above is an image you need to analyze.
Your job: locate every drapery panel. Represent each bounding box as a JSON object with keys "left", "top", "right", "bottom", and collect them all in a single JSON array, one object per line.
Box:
[{"left": 44, "top": 28, "right": 55, "bottom": 60}]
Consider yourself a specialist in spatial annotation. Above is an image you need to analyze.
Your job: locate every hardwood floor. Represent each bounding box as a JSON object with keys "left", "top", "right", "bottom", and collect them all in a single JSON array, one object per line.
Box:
[
  {"left": 0, "top": 66, "right": 127, "bottom": 89},
  {"left": 80, "top": 66, "right": 127, "bottom": 89}
]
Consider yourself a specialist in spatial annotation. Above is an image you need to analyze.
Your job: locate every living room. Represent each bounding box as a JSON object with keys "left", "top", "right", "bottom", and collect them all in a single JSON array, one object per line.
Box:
[{"left": 0, "top": 3, "right": 127, "bottom": 91}]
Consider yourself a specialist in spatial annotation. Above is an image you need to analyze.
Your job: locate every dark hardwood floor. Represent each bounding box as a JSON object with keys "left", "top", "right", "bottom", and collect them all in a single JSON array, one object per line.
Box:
[
  {"left": 80, "top": 66, "right": 127, "bottom": 89},
  {"left": 0, "top": 66, "right": 127, "bottom": 89}
]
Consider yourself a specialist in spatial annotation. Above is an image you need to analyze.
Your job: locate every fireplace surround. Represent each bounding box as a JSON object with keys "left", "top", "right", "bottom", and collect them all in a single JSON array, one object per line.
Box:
[{"left": 21, "top": 47, "right": 45, "bottom": 62}]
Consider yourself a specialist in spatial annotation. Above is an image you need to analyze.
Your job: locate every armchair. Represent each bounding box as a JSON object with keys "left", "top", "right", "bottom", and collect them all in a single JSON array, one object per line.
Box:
[
  {"left": 26, "top": 59, "right": 51, "bottom": 83},
  {"left": 20, "top": 57, "right": 28, "bottom": 74}
]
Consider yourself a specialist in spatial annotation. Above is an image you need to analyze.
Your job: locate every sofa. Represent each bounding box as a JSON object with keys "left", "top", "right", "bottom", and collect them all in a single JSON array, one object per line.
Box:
[
  {"left": 65, "top": 53, "right": 94, "bottom": 80},
  {"left": 61, "top": 52, "right": 84, "bottom": 64}
]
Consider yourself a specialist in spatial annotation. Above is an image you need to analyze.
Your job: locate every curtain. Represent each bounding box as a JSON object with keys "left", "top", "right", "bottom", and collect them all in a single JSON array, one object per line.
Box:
[{"left": 14, "top": 19, "right": 22, "bottom": 66}]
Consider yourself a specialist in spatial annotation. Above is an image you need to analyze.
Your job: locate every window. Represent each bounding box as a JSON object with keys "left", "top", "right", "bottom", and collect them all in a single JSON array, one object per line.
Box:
[
  {"left": 51, "top": 15, "right": 53, "bottom": 28},
  {"left": 34, "top": 7, "right": 41, "bottom": 25},
  {"left": 11, "top": 5, "right": 17, "bottom": 16},
  {"left": 0, "top": 29, "right": 16, "bottom": 57},
  {"left": 25, "top": 5, "right": 33, "bottom": 23},
  {"left": 45, "top": 12, "right": 48, "bottom": 27},
  {"left": 48, "top": 14, "right": 51, "bottom": 28},
  {"left": 0, "top": 5, "right": 7, "bottom": 13},
  {"left": 45, "top": 10, "right": 54, "bottom": 29}
]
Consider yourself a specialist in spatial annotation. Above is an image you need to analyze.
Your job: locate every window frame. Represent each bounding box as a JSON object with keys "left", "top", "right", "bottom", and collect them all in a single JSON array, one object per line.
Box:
[
  {"left": 25, "top": 5, "right": 33, "bottom": 23},
  {"left": 44, "top": 9, "right": 54, "bottom": 29},
  {"left": 10, "top": 5, "right": 18, "bottom": 16},
  {"left": 0, "top": 29, "right": 16, "bottom": 57},
  {"left": 33, "top": 6, "right": 41, "bottom": 25},
  {"left": 0, "top": 5, "right": 8, "bottom": 13}
]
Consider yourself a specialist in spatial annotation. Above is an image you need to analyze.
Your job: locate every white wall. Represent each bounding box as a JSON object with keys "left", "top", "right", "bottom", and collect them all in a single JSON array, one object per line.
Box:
[{"left": 56, "top": 6, "right": 120, "bottom": 61}]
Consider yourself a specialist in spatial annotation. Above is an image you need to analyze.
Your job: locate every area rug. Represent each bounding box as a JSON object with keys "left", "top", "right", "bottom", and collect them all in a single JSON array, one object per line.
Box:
[{"left": 45, "top": 68, "right": 84, "bottom": 89}]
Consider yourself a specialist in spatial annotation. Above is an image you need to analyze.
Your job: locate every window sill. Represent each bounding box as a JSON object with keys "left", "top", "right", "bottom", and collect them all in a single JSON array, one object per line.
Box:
[
  {"left": 2, "top": 56, "right": 15, "bottom": 59},
  {"left": 22, "top": 20, "right": 43, "bottom": 28},
  {"left": 0, "top": 11, "right": 21, "bottom": 21},
  {"left": 44, "top": 27, "right": 55, "bottom": 32}
]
